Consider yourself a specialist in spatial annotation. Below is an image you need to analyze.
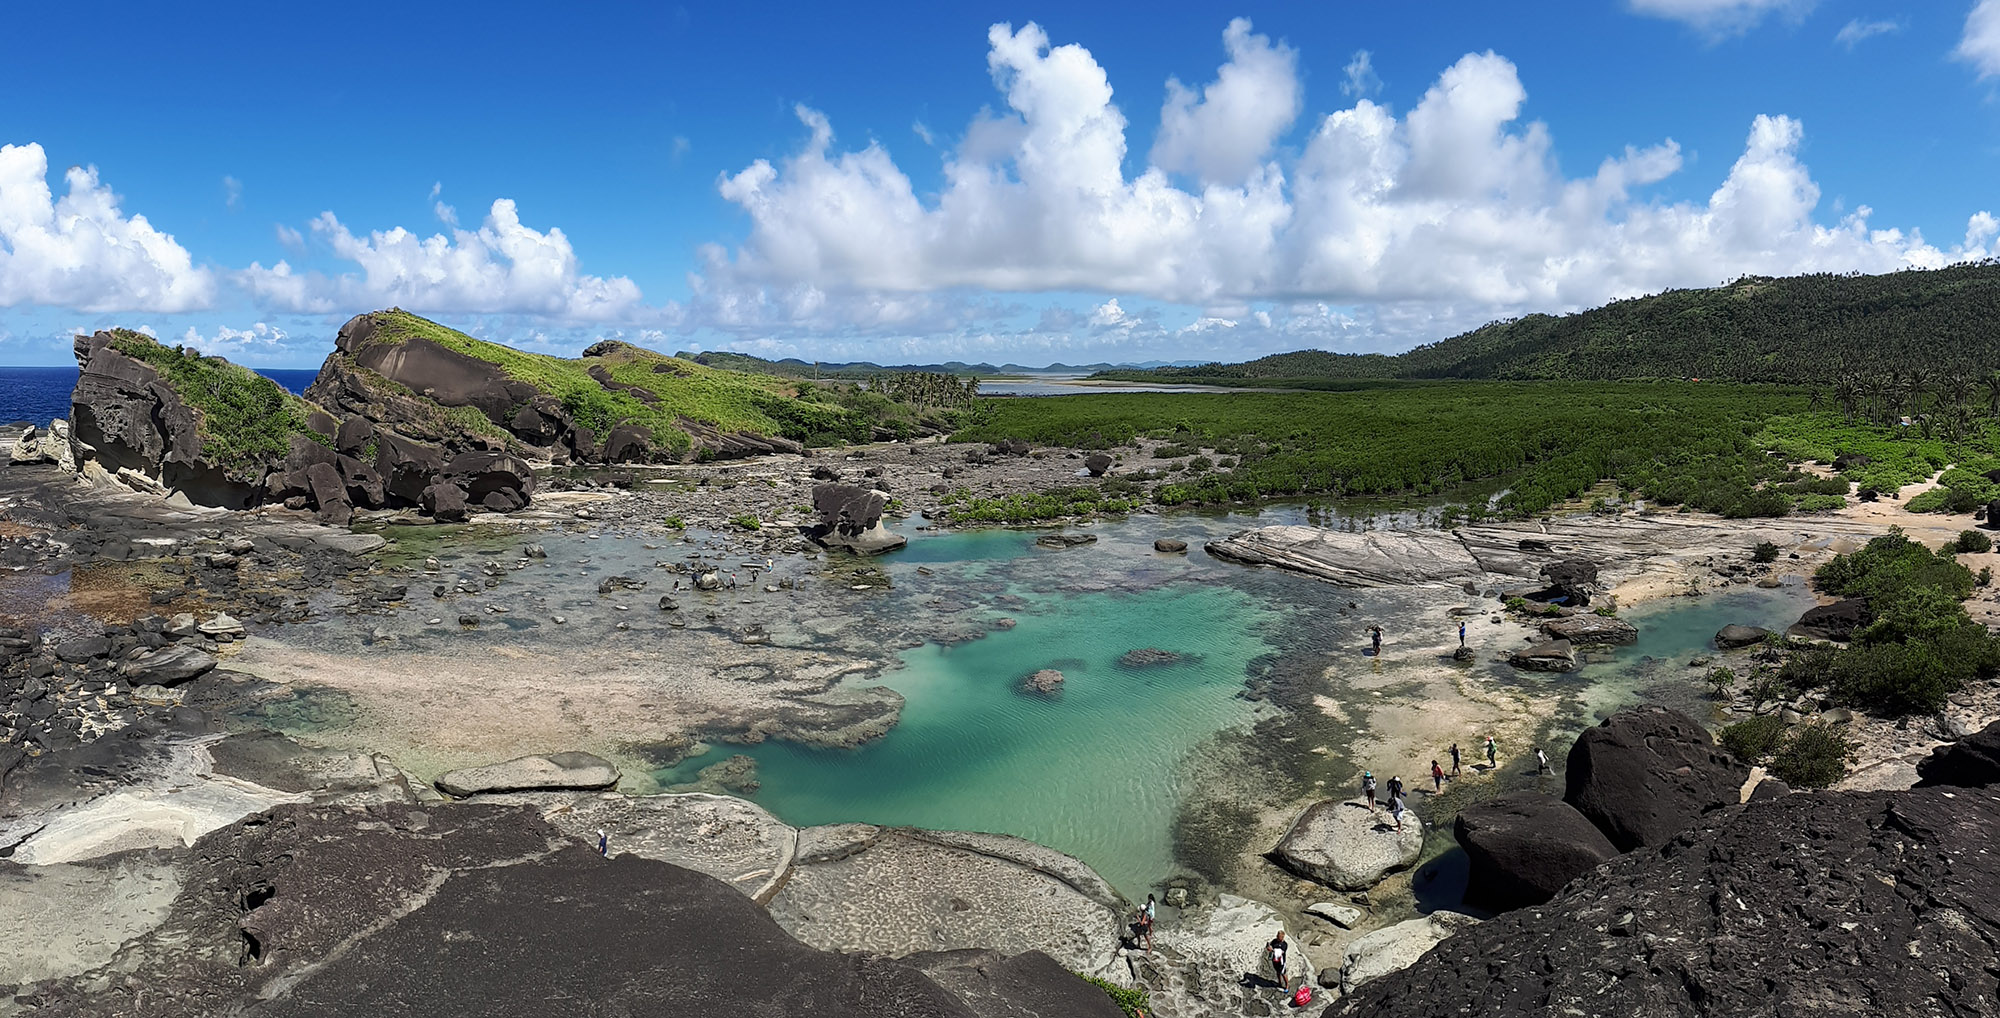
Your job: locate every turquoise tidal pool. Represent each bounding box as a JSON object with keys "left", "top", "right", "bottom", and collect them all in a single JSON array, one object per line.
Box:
[{"left": 662, "top": 527, "right": 1287, "bottom": 899}]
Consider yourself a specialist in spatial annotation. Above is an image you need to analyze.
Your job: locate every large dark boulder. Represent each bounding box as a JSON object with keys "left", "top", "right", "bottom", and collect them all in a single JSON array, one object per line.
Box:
[
  {"left": 442, "top": 450, "right": 534, "bottom": 513},
  {"left": 1563, "top": 705, "right": 1748, "bottom": 851},
  {"left": 1713, "top": 623, "right": 1773, "bottom": 650},
  {"left": 1916, "top": 719, "right": 2000, "bottom": 788},
  {"left": 1787, "top": 597, "right": 1871, "bottom": 642},
  {"left": 12, "top": 802, "right": 1119, "bottom": 1018},
  {"left": 1337, "top": 789, "right": 2000, "bottom": 1018},
  {"left": 603, "top": 423, "right": 653, "bottom": 464},
  {"left": 372, "top": 430, "right": 446, "bottom": 506},
  {"left": 1084, "top": 452, "right": 1112, "bottom": 476},
  {"left": 1453, "top": 794, "right": 1619, "bottom": 911},
  {"left": 807, "top": 484, "right": 908, "bottom": 555},
  {"left": 304, "top": 461, "right": 352, "bottom": 527},
  {"left": 67, "top": 331, "right": 263, "bottom": 507},
  {"left": 1538, "top": 559, "right": 1598, "bottom": 606},
  {"left": 330, "top": 312, "right": 541, "bottom": 427},
  {"left": 421, "top": 481, "right": 470, "bottom": 523}
]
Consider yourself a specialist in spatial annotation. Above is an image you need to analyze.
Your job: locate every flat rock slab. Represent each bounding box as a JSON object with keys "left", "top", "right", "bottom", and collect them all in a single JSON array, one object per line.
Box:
[
  {"left": 1207, "top": 525, "right": 1485, "bottom": 587},
  {"left": 1339, "top": 911, "right": 1480, "bottom": 994},
  {"left": 1539, "top": 614, "right": 1638, "bottom": 646},
  {"left": 1272, "top": 798, "right": 1424, "bottom": 891},
  {"left": 769, "top": 827, "right": 1126, "bottom": 979},
  {"left": 118, "top": 645, "right": 218, "bottom": 686},
  {"left": 1509, "top": 639, "right": 1576, "bottom": 672},
  {"left": 478, "top": 790, "right": 798, "bottom": 904},
  {"left": 434, "top": 751, "right": 622, "bottom": 797},
  {"left": 1305, "top": 901, "right": 1364, "bottom": 928}
]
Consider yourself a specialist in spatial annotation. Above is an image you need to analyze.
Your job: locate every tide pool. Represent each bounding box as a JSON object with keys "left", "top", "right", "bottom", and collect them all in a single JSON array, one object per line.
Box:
[{"left": 663, "top": 580, "right": 1280, "bottom": 899}]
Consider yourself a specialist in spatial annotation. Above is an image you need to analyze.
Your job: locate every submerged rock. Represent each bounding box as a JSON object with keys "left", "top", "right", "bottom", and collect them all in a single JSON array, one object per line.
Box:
[
  {"left": 1714, "top": 623, "right": 1773, "bottom": 649},
  {"left": 1019, "top": 669, "right": 1065, "bottom": 695},
  {"left": 1034, "top": 533, "right": 1098, "bottom": 548},
  {"left": 434, "top": 752, "right": 622, "bottom": 798},
  {"left": 1118, "top": 648, "right": 1182, "bottom": 667},
  {"left": 1271, "top": 798, "right": 1424, "bottom": 890},
  {"left": 1153, "top": 538, "right": 1188, "bottom": 553}
]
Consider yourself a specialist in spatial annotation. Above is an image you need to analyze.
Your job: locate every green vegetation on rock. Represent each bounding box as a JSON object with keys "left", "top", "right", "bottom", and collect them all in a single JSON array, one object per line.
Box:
[{"left": 105, "top": 329, "right": 328, "bottom": 471}]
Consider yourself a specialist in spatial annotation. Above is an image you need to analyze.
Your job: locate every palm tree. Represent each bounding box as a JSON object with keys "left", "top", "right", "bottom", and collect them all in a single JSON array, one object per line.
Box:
[{"left": 1982, "top": 372, "right": 2000, "bottom": 419}]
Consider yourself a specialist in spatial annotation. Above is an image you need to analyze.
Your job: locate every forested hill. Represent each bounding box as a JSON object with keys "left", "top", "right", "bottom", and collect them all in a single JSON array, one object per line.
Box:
[{"left": 1101, "top": 262, "right": 2000, "bottom": 384}]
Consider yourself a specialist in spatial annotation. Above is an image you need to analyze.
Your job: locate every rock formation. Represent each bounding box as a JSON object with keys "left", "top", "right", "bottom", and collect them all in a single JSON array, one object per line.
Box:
[
  {"left": 1336, "top": 911, "right": 1479, "bottom": 994},
  {"left": 433, "top": 751, "right": 622, "bottom": 797},
  {"left": 1538, "top": 559, "right": 1598, "bottom": 606},
  {"left": 1337, "top": 789, "right": 2000, "bottom": 1018},
  {"left": 1915, "top": 718, "right": 2000, "bottom": 788},
  {"left": 1508, "top": 639, "right": 1576, "bottom": 672},
  {"left": 1563, "top": 705, "right": 1748, "bottom": 851},
  {"left": 1271, "top": 799, "right": 1424, "bottom": 890},
  {"left": 1538, "top": 614, "right": 1637, "bottom": 645},
  {"left": 806, "top": 484, "right": 908, "bottom": 555},
  {"left": 1714, "top": 623, "right": 1773, "bottom": 649},
  {"left": 1019, "top": 669, "right": 1065, "bottom": 695},
  {"left": 1788, "top": 597, "right": 1871, "bottom": 641},
  {"left": 1453, "top": 794, "right": 1618, "bottom": 911}
]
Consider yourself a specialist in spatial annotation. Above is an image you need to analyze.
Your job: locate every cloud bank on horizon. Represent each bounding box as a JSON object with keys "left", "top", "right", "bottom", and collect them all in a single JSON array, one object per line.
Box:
[{"left": 2, "top": 3, "right": 1999, "bottom": 365}]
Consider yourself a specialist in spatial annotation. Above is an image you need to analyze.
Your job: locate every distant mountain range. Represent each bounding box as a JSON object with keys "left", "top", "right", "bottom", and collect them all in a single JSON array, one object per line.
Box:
[
  {"left": 679, "top": 351, "right": 1201, "bottom": 379},
  {"left": 1091, "top": 262, "right": 2000, "bottom": 385}
]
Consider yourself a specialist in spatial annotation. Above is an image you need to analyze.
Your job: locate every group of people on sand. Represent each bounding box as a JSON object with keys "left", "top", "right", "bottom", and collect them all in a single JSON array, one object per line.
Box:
[{"left": 1360, "top": 736, "right": 1507, "bottom": 831}]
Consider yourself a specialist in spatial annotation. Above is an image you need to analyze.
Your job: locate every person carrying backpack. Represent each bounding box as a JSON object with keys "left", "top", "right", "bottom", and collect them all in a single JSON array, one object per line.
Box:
[{"left": 1361, "top": 770, "right": 1377, "bottom": 811}]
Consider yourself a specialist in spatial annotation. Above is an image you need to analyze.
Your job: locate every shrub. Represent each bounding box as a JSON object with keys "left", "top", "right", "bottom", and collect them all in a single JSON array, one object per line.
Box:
[
  {"left": 1955, "top": 529, "right": 1993, "bottom": 554},
  {"left": 662, "top": 516, "right": 685, "bottom": 529},
  {"left": 729, "top": 515, "right": 762, "bottom": 531},
  {"left": 1719, "top": 715, "right": 1786, "bottom": 764},
  {"left": 1705, "top": 666, "right": 1738, "bottom": 699},
  {"left": 1768, "top": 720, "right": 1857, "bottom": 789},
  {"left": 1752, "top": 541, "right": 1780, "bottom": 563},
  {"left": 1079, "top": 974, "right": 1149, "bottom": 1018}
]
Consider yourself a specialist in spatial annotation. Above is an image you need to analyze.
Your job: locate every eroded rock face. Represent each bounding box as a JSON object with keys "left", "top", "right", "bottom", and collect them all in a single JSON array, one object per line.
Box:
[
  {"left": 1538, "top": 559, "right": 1598, "bottom": 606},
  {"left": 807, "top": 484, "right": 908, "bottom": 555},
  {"left": 68, "top": 332, "right": 261, "bottom": 508},
  {"left": 1336, "top": 789, "right": 2000, "bottom": 1018},
  {"left": 1338, "top": 911, "right": 1479, "bottom": 994},
  {"left": 1271, "top": 798, "right": 1424, "bottom": 890},
  {"left": 1508, "top": 639, "right": 1575, "bottom": 672},
  {"left": 1453, "top": 794, "right": 1618, "bottom": 911},
  {"left": 1563, "top": 705, "right": 1747, "bottom": 851}
]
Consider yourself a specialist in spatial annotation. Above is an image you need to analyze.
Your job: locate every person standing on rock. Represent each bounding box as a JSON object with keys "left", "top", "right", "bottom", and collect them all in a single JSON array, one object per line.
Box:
[
  {"left": 1458, "top": 620, "right": 1467, "bottom": 646},
  {"left": 1388, "top": 792, "right": 1408, "bottom": 832},
  {"left": 1450, "top": 742, "right": 1462, "bottom": 776},
  {"left": 1370, "top": 625, "right": 1383, "bottom": 656},
  {"left": 1137, "top": 894, "right": 1157, "bottom": 952},
  {"left": 1485, "top": 736, "right": 1498, "bottom": 768},
  {"left": 1431, "top": 759, "right": 1445, "bottom": 793},
  {"left": 1361, "top": 770, "right": 1378, "bottom": 811},
  {"left": 1536, "top": 747, "right": 1550, "bottom": 774},
  {"left": 596, "top": 830, "right": 609, "bottom": 856},
  {"left": 1267, "top": 930, "right": 1290, "bottom": 990},
  {"left": 1386, "top": 774, "right": 1405, "bottom": 804}
]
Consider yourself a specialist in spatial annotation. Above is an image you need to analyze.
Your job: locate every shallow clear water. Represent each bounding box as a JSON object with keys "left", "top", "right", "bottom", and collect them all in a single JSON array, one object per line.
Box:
[{"left": 661, "top": 526, "right": 1282, "bottom": 898}]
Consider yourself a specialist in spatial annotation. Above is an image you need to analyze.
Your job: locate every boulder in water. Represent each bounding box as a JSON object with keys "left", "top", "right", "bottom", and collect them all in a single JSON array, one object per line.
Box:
[
  {"left": 1539, "top": 614, "right": 1637, "bottom": 646},
  {"left": 1508, "top": 639, "right": 1575, "bottom": 672},
  {"left": 1153, "top": 538, "right": 1188, "bottom": 553},
  {"left": 1019, "top": 669, "right": 1065, "bottom": 695},
  {"left": 806, "top": 484, "right": 907, "bottom": 555},
  {"left": 1714, "top": 624, "right": 1773, "bottom": 650},
  {"left": 1119, "top": 648, "right": 1182, "bottom": 667},
  {"left": 1787, "top": 597, "right": 1870, "bottom": 642}
]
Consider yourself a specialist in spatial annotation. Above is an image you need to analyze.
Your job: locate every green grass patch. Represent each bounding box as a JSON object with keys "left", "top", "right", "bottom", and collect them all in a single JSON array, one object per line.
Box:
[{"left": 105, "top": 329, "right": 328, "bottom": 473}]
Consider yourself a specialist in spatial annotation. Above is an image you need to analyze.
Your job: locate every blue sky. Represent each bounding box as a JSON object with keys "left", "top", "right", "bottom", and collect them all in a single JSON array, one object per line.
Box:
[{"left": 3, "top": 0, "right": 1998, "bottom": 367}]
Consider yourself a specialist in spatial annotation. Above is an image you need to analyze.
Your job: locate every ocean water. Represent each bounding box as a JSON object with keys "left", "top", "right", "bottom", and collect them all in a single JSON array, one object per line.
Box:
[{"left": 0, "top": 366, "right": 321, "bottom": 426}]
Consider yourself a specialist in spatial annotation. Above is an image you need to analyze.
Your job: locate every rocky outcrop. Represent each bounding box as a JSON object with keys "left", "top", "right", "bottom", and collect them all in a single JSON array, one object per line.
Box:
[
  {"left": 67, "top": 331, "right": 263, "bottom": 508},
  {"left": 434, "top": 751, "right": 622, "bottom": 797},
  {"left": 1084, "top": 452, "right": 1112, "bottom": 476},
  {"left": 1019, "top": 669, "right": 1065, "bottom": 696},
  {"left": 1508, "top": 639, "right": 1576, "bottom": 672},
  {"left": 1563, "top": 705, "right": 1748, "bottom": 851},
  {"left": 1453, "top": 794, "right": 1619, "bottom": 911},
  {"left": 11, "top": 802, "right": 1122, "bottom": 1018},
  {"left": 1271, "top": 798, "right": 1424, "bottom": 890},
  {"left": 1538, "top": 559, "right": 1598, "bottom": 606},
  {"left": 1538, "top": 613, "right": 1637, "bottom": 645},
  {"left": 1915, "top": 719, "right": 2000, "bottom": 788},
  {"left": 1118, "top": 648, "right": 1182, "bottom": 667},
  {"left": 1153, "top": 538, "right": 1187, "bottom": 553},
  {"left": 1714, "top": 623, "right": 1773, "bottom": 649},
  {"left": 1336, "top": 789, "right": 2000, "bottom": 1018},
  {"left": 1034, "top": 533, "right": 1097, "bottom": 548},
  {"left": 1788, "top": 597, "right": 1871, "bottom": 641},
  {"left": 806, "top": 484, "right": 908, "bottom": 555}
]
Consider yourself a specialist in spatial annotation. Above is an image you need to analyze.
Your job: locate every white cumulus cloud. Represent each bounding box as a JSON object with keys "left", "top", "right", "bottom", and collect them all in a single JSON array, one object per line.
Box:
[
  {"left": 1341, "top": 50, "right": 1381, "bottom": 98},
  {"left": 1834, "top": 18, "right": 1899, "bottom": 49},
  {"left": 0, "top": 142, "right": 216, "bottom": 313},
  {"left": 1627, "top": 0, "right": 1813, "bottom": 35},
  {"left": 241, "top": 198, "right": 648, "bottom": 321},
  {"left": 1151, "top": 19, "right": 1302, "bottom": 185},
  {"left": 698, "top": 23, "right": 1988, "bottom": 345},
  {"left": 1959, "top": 0, "right": 2000, "bottom": 78}
]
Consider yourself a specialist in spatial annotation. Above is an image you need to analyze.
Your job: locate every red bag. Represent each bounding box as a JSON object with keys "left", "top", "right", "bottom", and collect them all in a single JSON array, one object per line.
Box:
[{"left": 1292, "top": 985, "right": 1314, "bottom": 1006}]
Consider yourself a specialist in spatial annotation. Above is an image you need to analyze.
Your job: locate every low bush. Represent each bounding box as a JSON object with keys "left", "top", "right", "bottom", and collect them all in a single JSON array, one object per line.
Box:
[
  {"left": 1956, "top": 529, "right": 1993, "bottom": 554},
  {"left": 1719, "top": 715, "right": 1787, "bottom": 764},
  {"left": 1752, "top": 541, "right": 1780, "bottom": 563},
  {"left": 1768, "top": 720, "right": 1858, "bottom": 789}
]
